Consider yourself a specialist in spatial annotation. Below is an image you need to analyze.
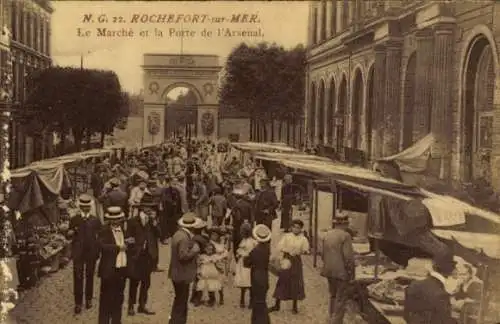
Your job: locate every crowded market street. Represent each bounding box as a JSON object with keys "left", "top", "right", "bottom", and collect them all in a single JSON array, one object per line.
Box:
[{"left": 8, "top": 219, "right": 336, "bottom": 324}]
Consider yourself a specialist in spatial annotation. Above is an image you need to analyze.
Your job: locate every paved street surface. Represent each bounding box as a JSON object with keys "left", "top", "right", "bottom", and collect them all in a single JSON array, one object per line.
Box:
[{"left": 9, "top": 219, "right": 333, "bottom": 324}]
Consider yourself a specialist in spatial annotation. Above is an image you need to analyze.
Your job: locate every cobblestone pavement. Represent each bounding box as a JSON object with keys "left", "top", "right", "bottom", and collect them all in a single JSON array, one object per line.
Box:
[{"left": 9, "top": 219, "right": 333, "bottom": 324}]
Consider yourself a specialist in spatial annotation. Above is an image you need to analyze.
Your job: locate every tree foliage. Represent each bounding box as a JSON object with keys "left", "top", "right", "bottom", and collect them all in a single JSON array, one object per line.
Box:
[
  {"left": 219, "top": 42, "right": 306, "bottom": 124},
  {"left": 25, "top": 66, "right": 129, "bottom": 151}
]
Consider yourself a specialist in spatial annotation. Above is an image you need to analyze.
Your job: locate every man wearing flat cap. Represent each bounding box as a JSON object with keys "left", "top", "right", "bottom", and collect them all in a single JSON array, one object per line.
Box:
[
  {"left": 98, "top": 206, "right": 134, "bottom": 324},
  {"left": 67, "top": 194, "right": 102, "bottom": 314},
  {"left": 168, "top": 212, "right": 203, "bottom": 324},
  {"left": 404, "top": 252, "right": 458, "bottom": 324}
]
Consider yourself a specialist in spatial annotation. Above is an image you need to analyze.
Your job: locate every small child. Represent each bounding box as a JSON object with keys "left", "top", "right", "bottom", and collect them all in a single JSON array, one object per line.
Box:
[
  {"left": 196, "top": 242, "right": 225, "bottom": 307},
  {"left": 208, "top": 228, "right": 229, "bottom": 305},
  {"left": 233, "top": 222, "right": 257, "bottom": 308}
]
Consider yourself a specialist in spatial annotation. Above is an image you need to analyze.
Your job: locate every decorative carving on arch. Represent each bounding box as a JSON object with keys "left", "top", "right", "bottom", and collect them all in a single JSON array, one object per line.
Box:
[{"left": 160, "top": 82, "right": 205, "bottom": 104}]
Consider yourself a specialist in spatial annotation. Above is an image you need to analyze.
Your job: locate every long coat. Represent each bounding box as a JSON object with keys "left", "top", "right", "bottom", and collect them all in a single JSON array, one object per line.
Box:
[
  {"left": 404, "top": 276, "right": 458, "bottom": 324},
  {"left": 126, "top": 217, "right": 160, "bottom": 280},
  {"left": 320, "top": 228, "right": 355, "bottom": 281},
  {"left": 97, "top": 225, "right": 126, "bottom": 280},
  {"left": 254, "top": 189, "right": 278, "bottom": 223},
  {"left": 69, "top": 213, "right": 101, "bottom": 262},
  {"left": 168, "top": 229, "right": 199, "bottom": 283}
]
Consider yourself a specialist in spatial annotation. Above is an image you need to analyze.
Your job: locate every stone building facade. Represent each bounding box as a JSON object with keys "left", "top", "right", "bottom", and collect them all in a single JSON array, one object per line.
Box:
[
  {"left": 4, "top": 0, "right": 52, "bottom": 167},
  {"left": 305, "top": 0, "right": 500, "bottom": 189}
]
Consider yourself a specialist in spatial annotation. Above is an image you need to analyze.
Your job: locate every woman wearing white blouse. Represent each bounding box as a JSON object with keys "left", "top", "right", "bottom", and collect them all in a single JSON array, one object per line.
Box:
[{"left": 268, "top": 219, "right": 310, "bottom": 314}]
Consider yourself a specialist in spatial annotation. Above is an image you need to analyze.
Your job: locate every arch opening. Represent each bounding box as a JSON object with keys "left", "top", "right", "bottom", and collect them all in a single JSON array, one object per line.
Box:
[
  {"left": 327, "top": 78, "right": 336, "bottom": 144},
  {"left": 309, "top": 82, "right": 317, "bottom": 143},
  {"left": 318, "top": 80, "right": 326, "bottom": 144},
  {"left": 402, "top": 53, "right": 416, "bottom": 149},
  {"left": 164, "top": 86, "right": 198, "bottom": 139},
  {"left": 463, "top": 36, "right": 495, "bottom": 182},
  {"left": 352, "top": 69, "right": 363, "bottom": 149},
  {"left": 366, "top": 66, "right": 374, "bottom": 157},
  {"left": 337, "top": 76, "right": 347, "bottom": 153}
]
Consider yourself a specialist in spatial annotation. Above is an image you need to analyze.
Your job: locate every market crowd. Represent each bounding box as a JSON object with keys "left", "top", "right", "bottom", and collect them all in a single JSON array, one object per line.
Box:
[
  {"left": 3, "top": 137, "right": 494, "bottom": 324},
  {"left": 55, "top": 138, "right": 317, "bottom": 324}
]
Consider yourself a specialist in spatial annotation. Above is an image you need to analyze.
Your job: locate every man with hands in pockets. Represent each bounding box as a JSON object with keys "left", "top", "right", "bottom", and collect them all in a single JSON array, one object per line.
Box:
[{"left": 168, "top": 212, "right": 204, "bottom": 324}]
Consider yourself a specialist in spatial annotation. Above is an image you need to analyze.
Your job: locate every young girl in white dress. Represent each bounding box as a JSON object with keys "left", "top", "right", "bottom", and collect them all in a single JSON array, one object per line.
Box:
[
  {"left": 233, "top": 222, "right": 258, "bottom": 308},
  {"left": 196, "top": 242, "right": 226, "bottom": 307}
]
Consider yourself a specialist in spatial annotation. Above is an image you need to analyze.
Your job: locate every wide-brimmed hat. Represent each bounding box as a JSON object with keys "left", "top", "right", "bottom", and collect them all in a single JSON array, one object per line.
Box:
[
  {"left": 177, "top": 212, "right": 204, "bottom": 228},
  {"left": 78, "top": 194, "right": 93, "bottom": 207},
  {"left": 104, "top": 206, "right": 125, "bottom": 220},
  {"left": 233, "top": 186, "right": 248, "bottom": 196},
  {"left": 252, "top": 224, "right": 272, "bottom": 243},
  {"left": 109, "top": 178, "right": 120, "bottom": 187}
]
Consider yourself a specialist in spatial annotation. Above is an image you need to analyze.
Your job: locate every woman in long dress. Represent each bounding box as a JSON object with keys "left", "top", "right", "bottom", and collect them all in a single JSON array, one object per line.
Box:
[{"left": 268, "top": 219, "right": 310, "bottom": 314}]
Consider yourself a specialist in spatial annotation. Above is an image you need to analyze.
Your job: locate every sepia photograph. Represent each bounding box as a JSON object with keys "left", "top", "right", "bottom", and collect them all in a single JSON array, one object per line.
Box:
[{"left": 0, "top": 0, "right": 499, "bottom": 324}]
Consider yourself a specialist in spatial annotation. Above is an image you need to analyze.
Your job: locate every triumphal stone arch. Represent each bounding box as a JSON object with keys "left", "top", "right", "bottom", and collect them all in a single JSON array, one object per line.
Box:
[{"left": 142, "top": 54, "right": 221, "bottom": 145}]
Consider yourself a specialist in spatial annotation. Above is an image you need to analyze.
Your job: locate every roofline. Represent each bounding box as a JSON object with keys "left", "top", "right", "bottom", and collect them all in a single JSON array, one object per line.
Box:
[{"left": 143, "top": 53, "right": 219, "bottom": 57}]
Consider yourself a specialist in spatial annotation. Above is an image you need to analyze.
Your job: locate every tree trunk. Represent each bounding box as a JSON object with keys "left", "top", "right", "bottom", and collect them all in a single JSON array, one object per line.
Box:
[
  {"left": 249, "top": 118, "right": 254, "bottom": 141},
  {"left": 270, "top": 118, "right": 275, "bottom": 142},
  {"left": 60, "top": 132, "right": 66, "bottom": 154},
  {"left": 286, "top": 119, "right": 291, "bottom": 145},
  {"left": 100, "top": 132, "right": 105, "bottom": 148},
  {"left": 74, "top": 129, "right": 84, "bottom": 152},
  {"left": 278, "top": 120, "right": 283, "bottom": 142},
  {"left": 292, "top": 118, "right": 297, "bottom": 147},
  {"left": 261, "top": 120, "right": 267, "bottom": 142},
  {"left": 40, "top": 130, "right": 46, "bottom": 160}
]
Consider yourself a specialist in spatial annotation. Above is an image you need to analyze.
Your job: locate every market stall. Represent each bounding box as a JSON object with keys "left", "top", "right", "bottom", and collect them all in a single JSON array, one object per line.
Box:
[{"left": 277, "top": 157, "right": 500, "bottom": 324}]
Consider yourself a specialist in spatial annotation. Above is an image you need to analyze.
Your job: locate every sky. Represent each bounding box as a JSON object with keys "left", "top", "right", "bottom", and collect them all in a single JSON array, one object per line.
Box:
[{"left": 51, "top": 1, "right": 309, "bottom": 94}]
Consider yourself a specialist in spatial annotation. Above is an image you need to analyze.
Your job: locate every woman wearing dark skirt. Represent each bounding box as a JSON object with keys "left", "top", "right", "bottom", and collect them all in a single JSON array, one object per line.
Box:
[
  {"left": 269, "top": 219, "right": 310, "bottom": 314},
  {"left": 243, "top": 224, "right": 272, "bottom": 324}
]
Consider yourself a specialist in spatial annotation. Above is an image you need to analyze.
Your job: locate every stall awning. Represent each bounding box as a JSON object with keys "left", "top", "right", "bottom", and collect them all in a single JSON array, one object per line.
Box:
[
  {"left": 281, "top": 159, "right": 423, "bottom": 197},
  {"left": 8, "top": 165, "right": 71, "bottom": 213},
  {"left": 252, "top": 151, "right": 332, "bottom": 163},
  {"left": 231, "top": 142, "right": 299, "bottom": 153},
  {"left": 432, "top": 229, "right": 500, "bottom": 260}
]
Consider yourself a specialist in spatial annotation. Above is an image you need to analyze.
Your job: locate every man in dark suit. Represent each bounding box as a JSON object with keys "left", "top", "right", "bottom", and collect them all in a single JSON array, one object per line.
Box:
[
  {"left": 100, "top": 178, "right": 128, "bottom": 213},
  {"left": 67, "top": 194, "right": 102, "bottom": 314},
  {"left": 230, "top": 188, "right": 253, "bottom": 258},
  {"left": 243, "top": 224, "right": 272, "bottom": 324},
  {"left": 161, "top": 175, "right": 182, "bottom": 243},
  {"left": 404, "top": 252, "right": 458, "bottom": 324},
  {"left": 97, "top": 206, "right": 134, "bottom": 324},
  {"left": 255, "top": 178, "right": 279, "bottom": 229},
  {"left": 168, "top": 212, "right": 203, "bottom": 324},
  {"left": 126, "top": 202, "right": 160, "bottom": 316}
]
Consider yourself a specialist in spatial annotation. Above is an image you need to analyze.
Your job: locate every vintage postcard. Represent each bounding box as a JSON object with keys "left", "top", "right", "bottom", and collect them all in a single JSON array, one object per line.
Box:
[{"left": 0, "top": 1, "right": 499, "bottom": 324}]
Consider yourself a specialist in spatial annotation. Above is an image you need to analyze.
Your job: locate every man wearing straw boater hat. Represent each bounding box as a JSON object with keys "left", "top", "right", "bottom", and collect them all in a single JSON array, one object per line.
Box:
[
  {"left": 67, "top": 194, "right": 102, "bottom": 315},
  {"left": 320, "top": 212, "right": 355, "bottom": 324},
  {"left": 97, "top": 206, "right": 134, "bottom": 324},
  {"left": 168, "top": 212, "right": 204, "bottom": 324},
  {"left": 126, "top": 193, "right": 160, "bottom": 316},
  {"left": 243, "top": 224, "right": 272, "bottom": 324}
]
